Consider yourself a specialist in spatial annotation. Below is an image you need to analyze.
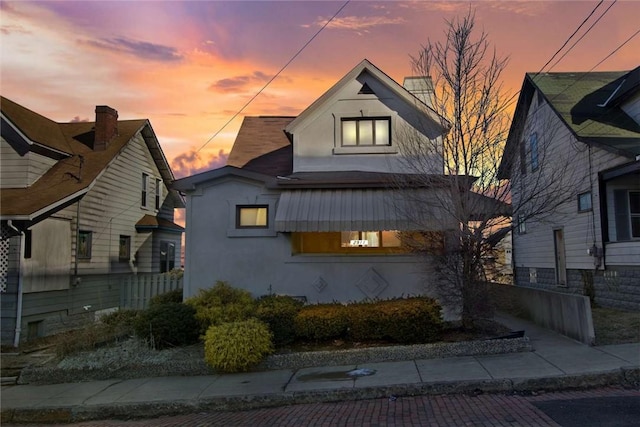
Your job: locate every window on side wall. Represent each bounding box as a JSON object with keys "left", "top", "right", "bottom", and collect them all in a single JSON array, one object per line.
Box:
[
  {"left": 236, "top": 205, "right": 268, "bottom": 228},
  {"left": 341, "top": 117, "right": 390, "bottom": 146},
  {"left": 78, "top": 230, "right": 92, "bottom": 259},
  {"left": 141, "top": 173, "right": 149, "bottom": 208},
  {"left": 119, "top": 235, "right": 131, "bottom": 261},
  {"left": 155, "top": 178, "right": 162, "bottom": 210},
  {"left": 577, "top": 192, "right": 592, "bottom": 212},
  {"left": 517, "top": 214, "right": 526, "bottom": 235},
  {"left": 160, "top": 241, "right": 175, "bottom": 273},
  {"left": 530, "top": 133, "right": 539, "bottom": 171}
]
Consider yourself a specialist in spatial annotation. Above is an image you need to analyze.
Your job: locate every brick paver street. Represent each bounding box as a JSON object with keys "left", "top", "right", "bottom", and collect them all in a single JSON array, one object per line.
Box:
[{"left": 7, "top": 387, "right": 638, "bottom": 427}]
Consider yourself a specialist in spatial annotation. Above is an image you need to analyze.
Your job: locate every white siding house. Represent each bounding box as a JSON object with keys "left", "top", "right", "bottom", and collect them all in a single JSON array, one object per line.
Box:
[
  {"left": 1, "top": 97, "right": 184, "bottom": 345},
  {"left": 174, "top": 60, "right": 470, "bottom": 317},
  {"left": 499, "top": 67, "right": 640, "bottom": 310}
]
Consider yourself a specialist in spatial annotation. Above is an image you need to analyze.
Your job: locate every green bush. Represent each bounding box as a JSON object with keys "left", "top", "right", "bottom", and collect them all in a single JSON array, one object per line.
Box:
[
  {"left": 255, "top": 295, "right": 304, "bottom": 347},
  {"left": 204, "top": 318, "right": 274, "bottom": 373},
  {"left": 149, "top": 288, "right": 183, "bottom": 307},
  {"left": 380, "top": 297, "right": 443, "bottom": 344},
  {"left": 134, "top": 302, "right": 200, "bottom": 349},
  {"left": 346, "top": 302, "right": 387, "bottom": 342},
  {"left": 294, "top": 303, "right": 349, "bottom": 342},
  {"left": 185, "top": 281, "right": 255, "bottom": 331}
]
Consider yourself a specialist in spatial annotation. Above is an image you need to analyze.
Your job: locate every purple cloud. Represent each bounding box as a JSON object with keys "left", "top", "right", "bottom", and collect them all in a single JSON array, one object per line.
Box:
[
  {"left": 80, "top": 37, "right": 183, "bottom": 62},
  {"left": 171, "top": 148, "right": 228, "bottom": 179},
  {"left": 208, "top": 71, "right": 273, "bottom": 93}
]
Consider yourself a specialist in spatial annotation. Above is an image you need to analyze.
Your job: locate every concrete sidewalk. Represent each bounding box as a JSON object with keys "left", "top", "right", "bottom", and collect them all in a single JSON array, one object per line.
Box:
[{"left": 2, "top": 314, "right": 638, "bottom": 424}]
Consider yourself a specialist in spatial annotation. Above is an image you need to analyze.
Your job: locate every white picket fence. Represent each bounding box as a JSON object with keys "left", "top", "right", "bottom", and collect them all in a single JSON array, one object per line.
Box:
[{"left": 119, "top": 274, "right": 183, "bottom": 310}]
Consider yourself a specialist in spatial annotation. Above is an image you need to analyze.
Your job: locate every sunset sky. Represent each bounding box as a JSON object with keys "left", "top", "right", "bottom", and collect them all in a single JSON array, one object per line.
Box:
[{"left": 2, "top": 0, "right": 639, "bottom": 179}]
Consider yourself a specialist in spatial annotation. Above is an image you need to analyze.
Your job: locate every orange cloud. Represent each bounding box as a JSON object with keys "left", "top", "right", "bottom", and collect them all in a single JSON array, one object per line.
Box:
[{"left": 170, "top": 148, "right": 228, "bottom": 179}]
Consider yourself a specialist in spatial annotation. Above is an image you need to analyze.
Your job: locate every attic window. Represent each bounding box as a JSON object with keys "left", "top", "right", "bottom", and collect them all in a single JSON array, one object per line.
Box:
[
  {"left": 341, "top": 117, "right": 390, "bottom": 146},
  {"left": 358, "top": 83, "right": 375, "bottom": 95}
]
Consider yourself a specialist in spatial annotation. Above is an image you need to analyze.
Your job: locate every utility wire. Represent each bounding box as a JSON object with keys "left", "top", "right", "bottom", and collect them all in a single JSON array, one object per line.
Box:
[
  {"left": 196, "top": 0, "right": 351, "bottom": 154},
  {"left": 532, "top": 0, "right": 604, "bottom": 79}
]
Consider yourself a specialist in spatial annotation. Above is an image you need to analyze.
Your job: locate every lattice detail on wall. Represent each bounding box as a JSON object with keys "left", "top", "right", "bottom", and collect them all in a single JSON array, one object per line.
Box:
[{"left": 0, "top": 225, "right": 10, "bottom": 293}]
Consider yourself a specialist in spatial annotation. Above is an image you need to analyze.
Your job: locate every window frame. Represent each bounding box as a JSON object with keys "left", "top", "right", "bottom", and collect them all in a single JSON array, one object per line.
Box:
[
  {"left": 577, "top": 191, "right": 592, "bottom": 213},
  {"left": 77, "top": 230, "right": 92, "bottom": 259},
  {"left": 530, "top": 132, "right": 539, "bottom": 171},
  {"left": 340, "top": 117, "right": 391, "bottom": 147},
  {"left": 236, "top": 205, "right": 269, "bottom": 229},
  {"left": 141, "top": 173, "right": 149, "bottom": 208},
  {"left": 517, "top": 214, "right": 526, "bottom": 235},
  {"left": 160, "top": 240, "right": 176, "bottom": 273},
  {"left": 155, "top": 178, "right": 162, "bottom": 210},
  {"left": 119, "top": 235, "right": 131, "bottom": 261}
]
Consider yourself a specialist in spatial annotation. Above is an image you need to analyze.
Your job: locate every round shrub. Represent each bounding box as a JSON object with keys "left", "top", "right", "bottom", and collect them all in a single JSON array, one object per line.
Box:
[
  {"left": 204, "top": 318, "right": 274, "bottom": 373},
  {"left": 294, "top": 303, "right": 349, "bottom": 342},
  {"left": 134, "top": 303, "right": 200, "bottom": 349},
  {"left": 255, "top": 295, "right": 304, "bottom": 347},
  {"left": 185, "top": 281, "right": 256, "bottom": 332},
  {"left": 149, "top": 288, "right": 183, "bottom": 307}
]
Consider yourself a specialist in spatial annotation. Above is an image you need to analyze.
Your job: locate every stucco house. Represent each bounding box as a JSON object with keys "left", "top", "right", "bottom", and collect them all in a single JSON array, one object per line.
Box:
[
  {"left": 173, "top": 59, "right": 491, "bottom": 317},
  {"left": 498, "top": 67, "right": 640, "bottom": 310},
  {"left": 0, "top": 97, "right": 184, "bottom": 345}
]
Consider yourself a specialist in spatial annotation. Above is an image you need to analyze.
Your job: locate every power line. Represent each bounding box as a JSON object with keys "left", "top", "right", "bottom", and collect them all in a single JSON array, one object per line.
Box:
[{"left": 196, "top": 0, "right": 351, "bottom": 154}]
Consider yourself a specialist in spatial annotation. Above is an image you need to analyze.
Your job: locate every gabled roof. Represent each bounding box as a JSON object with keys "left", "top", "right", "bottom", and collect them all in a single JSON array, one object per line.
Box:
[
  {"left": 500, "top": 69, "right": 640, "bottom": 178},
  {"left": 285, "top": 59, "right": 449, "bottom": 134},
  {"left": 0, "top": 96, "right": 184, "bottom": 222},
  {"left": 172, "top": 165, "right": 276, "bottom": 192}
]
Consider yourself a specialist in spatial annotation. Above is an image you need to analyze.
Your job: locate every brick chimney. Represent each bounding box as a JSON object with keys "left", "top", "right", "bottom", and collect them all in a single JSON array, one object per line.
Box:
[{"left": 94, "top": 106, "right": 118, "bottom": 151}]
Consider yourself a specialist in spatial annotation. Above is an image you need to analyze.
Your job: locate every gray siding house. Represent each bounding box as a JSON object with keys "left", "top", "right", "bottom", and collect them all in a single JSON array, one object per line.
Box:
[
  {"left": 174, "top": 59, "right": 478, "bottom": 318},
  {"left": 499, "top": 67, "right": 640, "bottom": 310},
  {"left": 1, "top": 97, "right": 184, "bottom": 345}
]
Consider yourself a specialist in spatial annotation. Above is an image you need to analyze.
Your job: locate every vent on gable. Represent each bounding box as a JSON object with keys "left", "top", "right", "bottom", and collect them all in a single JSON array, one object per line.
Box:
[{"left": 358, "top": 82, "right": 376, "bottom": 95}]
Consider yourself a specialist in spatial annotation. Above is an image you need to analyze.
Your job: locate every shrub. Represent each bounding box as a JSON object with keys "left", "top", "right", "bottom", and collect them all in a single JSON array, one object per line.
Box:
[
  {"left": 294, "top": 303, "right": 349, "bottom": 342},
  {"left": 255, "top": 295, "right": 304, "bottom": 347},
  {"left": 185, "top": 281, "right": 255, "bottom": 331},
  {"left": 204, "top": 318, "right": 274, "bottom": 373},
  {"left": 134, "top": 302, "right": 199, "bottom": 349},
  {"left": 380, "top": 297, "right": 443, "bottom": 344},
  {"left": 346, "top": 302, "right": 387, "bottom": 342},
  {"left": 98, "top": 309, "right": 140, "bottom": 336},
  {"left": 149, "top": 288, "right": 184, "bottom": 307}
]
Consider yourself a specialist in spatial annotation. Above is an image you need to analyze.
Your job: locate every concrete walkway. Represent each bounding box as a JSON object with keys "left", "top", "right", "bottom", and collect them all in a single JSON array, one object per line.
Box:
[{"left": 2, "top": 314, "right": 638, "bottom": 424}]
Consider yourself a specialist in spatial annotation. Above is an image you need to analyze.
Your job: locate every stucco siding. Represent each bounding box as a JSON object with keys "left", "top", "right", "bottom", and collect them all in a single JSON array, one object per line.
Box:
[{"left": 183, "top": 177, "right": 444, "bottom": 313}]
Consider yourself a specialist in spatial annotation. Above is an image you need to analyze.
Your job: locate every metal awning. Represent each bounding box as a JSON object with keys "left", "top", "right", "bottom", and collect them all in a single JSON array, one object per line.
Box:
[{"left": 274, "top": 188, "right": 447, "bottom": 232}]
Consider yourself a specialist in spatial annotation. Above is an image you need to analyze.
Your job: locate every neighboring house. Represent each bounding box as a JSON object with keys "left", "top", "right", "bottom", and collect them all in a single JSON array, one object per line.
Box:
[
  {"left": 1, "top": 97, "right": 184, "bottom": 345},
  {"left": 499, "top": 67, "right": 640, "bottom": 310},
  {"left": 174, "top": 59, "right": 482, "bottom": 318}
]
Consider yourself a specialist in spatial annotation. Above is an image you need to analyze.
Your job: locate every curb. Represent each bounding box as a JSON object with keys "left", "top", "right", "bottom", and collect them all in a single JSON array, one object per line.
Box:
[{"left": 3, "top": 367, "right": 639, "bottom": 424}]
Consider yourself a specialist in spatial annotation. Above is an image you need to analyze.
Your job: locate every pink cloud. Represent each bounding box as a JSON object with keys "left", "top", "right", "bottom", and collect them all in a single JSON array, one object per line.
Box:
[{"left": 171, "top": 148, "right": 228, "bottom": 179}]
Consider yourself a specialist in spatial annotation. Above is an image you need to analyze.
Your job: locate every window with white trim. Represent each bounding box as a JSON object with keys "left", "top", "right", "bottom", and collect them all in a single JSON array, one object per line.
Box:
[
  {"left": 141, "top": 173, "right": 149, "bottom": 207},
  {"left": 578, "top": 192, "right": 592, "bottom": 212},
  {"left": 341, "top": 117, "right": 390, "bottom": 146},
  {"left": 155, "top": 178, "right": 162, "bottom": 210}
]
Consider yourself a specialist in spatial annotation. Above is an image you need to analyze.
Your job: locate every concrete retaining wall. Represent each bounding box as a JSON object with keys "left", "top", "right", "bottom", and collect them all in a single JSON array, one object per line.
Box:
[{"left": 490, "top": 283, "right": 595, "bottom": 345}]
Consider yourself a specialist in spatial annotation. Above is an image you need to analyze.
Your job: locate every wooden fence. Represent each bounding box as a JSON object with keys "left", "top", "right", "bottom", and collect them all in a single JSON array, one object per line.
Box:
[{"left": 119, "top": 274, "right": 183, "bottom": 310}]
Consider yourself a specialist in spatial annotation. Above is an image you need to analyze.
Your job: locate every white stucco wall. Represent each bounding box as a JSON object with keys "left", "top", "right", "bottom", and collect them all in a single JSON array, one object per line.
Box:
[{"left": 182, "top": 177, "right": 447, "bottom": 310}]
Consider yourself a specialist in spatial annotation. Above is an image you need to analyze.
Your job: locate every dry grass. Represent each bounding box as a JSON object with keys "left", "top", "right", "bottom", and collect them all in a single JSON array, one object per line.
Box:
[{"left": 592, "top": 307, "right": 640, "bottom": 345}]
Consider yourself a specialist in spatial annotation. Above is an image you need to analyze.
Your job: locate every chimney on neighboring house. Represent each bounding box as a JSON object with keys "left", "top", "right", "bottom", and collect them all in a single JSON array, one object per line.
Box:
[
  {"left": 94, "top": 105, "right": 118, "bottom": 151},
  {"left": 403, "top": 76, "right": 435, "bottom": 109}
]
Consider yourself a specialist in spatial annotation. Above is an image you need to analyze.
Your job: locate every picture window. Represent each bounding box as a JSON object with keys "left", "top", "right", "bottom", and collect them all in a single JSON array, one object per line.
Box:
[{"left": 236, "top": 205, "right": 268, "bottom": 228}]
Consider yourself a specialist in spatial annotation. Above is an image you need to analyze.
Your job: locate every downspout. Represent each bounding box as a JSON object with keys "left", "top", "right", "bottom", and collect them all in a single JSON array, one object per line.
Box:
[{"left": 7, "top": 220, "right": 24, "bottom": 347}]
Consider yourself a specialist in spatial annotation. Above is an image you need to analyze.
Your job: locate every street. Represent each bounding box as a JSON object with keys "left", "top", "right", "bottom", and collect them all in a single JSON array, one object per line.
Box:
[{"left": 7, "top": 387, "right": 638, "bottom": 426}]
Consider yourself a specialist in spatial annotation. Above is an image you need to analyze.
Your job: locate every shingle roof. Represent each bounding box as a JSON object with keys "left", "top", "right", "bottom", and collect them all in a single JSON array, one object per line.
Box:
[
  {"left": 526, "top": 68, "right": 640, "bottom": 156},
  {"left": 135, "top": 214, "right": 184, "bottom": 233},
  {"left": 0, "top": 96, "right": 182, "bottom": 221},
  {"left": 227, "top": 116, "right": 294, "bottom": 173}
]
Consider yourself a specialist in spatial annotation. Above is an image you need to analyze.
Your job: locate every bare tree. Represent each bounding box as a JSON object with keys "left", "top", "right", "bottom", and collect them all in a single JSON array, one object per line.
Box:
[{"left": 393, "top": 10, "right": 578, "bottom": 326}]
